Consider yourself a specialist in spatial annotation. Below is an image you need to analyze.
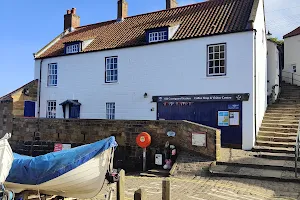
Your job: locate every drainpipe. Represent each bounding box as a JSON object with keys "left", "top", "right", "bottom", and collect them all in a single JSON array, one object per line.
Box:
[
  {"left": 30, "top": 59, "right": 43, "bottom": 156},
  {"left": 38, "top": 59, "right": 43, "bottom": 118},
  {"left": 254, "top": 30, "right": 257, "bottom": 144}
]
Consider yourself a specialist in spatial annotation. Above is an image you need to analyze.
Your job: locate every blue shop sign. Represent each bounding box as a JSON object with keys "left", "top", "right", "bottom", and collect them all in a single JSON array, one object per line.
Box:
[{"left": 228, "top": 103, "right": 240, "bottom": 110}]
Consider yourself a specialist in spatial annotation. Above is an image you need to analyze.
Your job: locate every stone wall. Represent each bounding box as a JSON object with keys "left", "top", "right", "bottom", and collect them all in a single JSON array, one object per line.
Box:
[
  {"left": 0, "top": 99, "right": 13, "bottom": 137},
  {"left": 0, "top": 100, "right": 221, "bottom": 171},
  {"left": 11, "top": 80, "right": 38, "bottom": 117}
]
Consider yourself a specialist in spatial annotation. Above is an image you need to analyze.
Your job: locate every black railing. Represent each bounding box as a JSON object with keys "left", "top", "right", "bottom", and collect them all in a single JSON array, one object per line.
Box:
[{"left": 282, "top": 71, "right": 300, "bottom": 85}]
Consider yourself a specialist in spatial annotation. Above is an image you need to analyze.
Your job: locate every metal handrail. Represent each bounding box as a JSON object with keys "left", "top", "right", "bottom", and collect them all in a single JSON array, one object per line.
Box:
[
  {"left": 282, "top": 71, "right": 300, "bottom": 77},
  {"left": 295, "top": 121, "right": 300, "bottom": 178},
  {"left": 282, "top": 75, "right": 300, "bottom": 85}
]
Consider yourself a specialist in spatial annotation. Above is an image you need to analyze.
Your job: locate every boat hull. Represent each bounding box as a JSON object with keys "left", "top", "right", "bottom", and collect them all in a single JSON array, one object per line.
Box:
[
  {"left": 5, "top": 148, "right": 113, "bottom": 199},
  {"left": 0, "top": 135, "right": 13, "bottom": 184}
]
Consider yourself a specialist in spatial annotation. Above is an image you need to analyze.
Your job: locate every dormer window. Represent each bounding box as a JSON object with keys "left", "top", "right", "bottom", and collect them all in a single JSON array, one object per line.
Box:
[
  {"left": 146, "top": 24, "right": 180, "bottom": 44},
  {"left": 64, "top": 41, "right": 82, "bottom": 54},
  {"left": 149, "top": 31, "right": 168, "bottom": 43}
]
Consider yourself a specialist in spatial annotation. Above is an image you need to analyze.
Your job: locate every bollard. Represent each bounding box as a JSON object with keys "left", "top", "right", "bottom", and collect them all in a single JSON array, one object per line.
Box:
[
  {"left": 134, "top": 188, "right": 147, "bottom": 200},
  {"left": 162, "top": 178, "right": 171, "bottom": 200},
  {"left": 117, "top": 169, "right": 125, "bottom": 200}
]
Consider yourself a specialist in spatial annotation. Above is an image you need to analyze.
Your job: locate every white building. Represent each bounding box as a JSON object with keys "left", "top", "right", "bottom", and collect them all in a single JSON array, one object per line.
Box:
[
  {"left": 267, "top": 39, "right": 280, "bottom": 103},
  {"left": 33, "top": 0, "right": 267, "bottom": 150},
  {"left": 283, "top": 27, "right": 300, "bottom": 85}
]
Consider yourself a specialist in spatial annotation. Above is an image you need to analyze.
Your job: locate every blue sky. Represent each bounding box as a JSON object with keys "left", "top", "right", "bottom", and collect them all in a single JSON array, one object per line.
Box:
[{"left": 0, "top": 0, "right": 299, "bottom": 97}]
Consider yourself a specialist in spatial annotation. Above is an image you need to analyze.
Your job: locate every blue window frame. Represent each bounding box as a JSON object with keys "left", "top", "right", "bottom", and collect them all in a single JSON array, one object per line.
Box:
[
  {"left": 105, "top": 57, "right": 118, "bottom": 83},
  {"left": 106, "top": 102, "right": 115, "bottom": 119},
  {"left": 47, "top": 63, "right": 58, "bottom": 86},
  {"left": 146, "top": 27, "right": 169, "bottom": 43},
  {"left": 64, "top": 42, "right": 82, "bottom": 54}
]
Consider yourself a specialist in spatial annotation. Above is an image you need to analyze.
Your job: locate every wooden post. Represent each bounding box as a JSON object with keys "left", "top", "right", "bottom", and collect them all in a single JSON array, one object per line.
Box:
[
  {"left": 117, "top": 169, "right": 125, "bottom": 200},
  {"left": 134, "top": 188, "right": 146, "bottom": 200},
  {"left": 162, "top": 179, "right": 171, "bottom": 200}
]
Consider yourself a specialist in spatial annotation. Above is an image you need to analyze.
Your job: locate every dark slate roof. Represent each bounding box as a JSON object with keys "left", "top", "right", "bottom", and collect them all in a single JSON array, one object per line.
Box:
[
  {"left": 59, "top": 100, "right": 81, "bottom": 106},
  {"left": 284, "top": 26, "right": 300, "bottom": 39},
  {"left": 36, "top": 0, "right": 256, "bottom": 59}
]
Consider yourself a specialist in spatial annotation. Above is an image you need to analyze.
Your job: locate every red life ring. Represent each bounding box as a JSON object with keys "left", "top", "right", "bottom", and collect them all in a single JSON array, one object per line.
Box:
[{"left": 136, "top": 132, "right": 151, "bottom": 148}]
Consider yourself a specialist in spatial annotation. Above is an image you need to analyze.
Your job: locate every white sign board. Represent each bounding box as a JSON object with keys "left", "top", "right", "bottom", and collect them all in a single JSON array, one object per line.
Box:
[
  {"left": 62, "top": 144, "right": 71, "bottom": 150},
  {"left": 192, "top": 133, "right": 206, "bottom": 147},
  {"left": 229, "top": 111, "right": 240, "bottom": 126},
  {"left": 155, "top": 154, "right": 163, "bottom": 165}
]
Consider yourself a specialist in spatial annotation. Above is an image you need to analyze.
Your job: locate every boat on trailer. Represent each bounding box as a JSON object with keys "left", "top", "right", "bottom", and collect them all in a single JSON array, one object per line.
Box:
[{"left": 5, "top": 136, "right": 118, "bottom": 199}]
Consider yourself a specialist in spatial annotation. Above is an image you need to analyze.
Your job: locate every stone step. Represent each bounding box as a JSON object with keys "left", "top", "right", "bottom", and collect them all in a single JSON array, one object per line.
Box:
[
  {"left": 256, "top": 140, "right": 296, "bottom": 148},
  {"left": 209, "top": 163, "right": 300, "bottom": 183},
  {"left": 264, "top": 112, "right": 300, "bottom": 117},
  {"left": 257, "top": 135, "right": 296, "bottom": 142},
  {"left": 252, "top": 145, "right": 295, "bottom": 154},
  {"left": 267, "top": 107, "right": 300, "bottom": 110},
  {"left": 261, "top": 123, "right": 298, "bottom": 128},
  {"left": 280, "top": 96, "right": 300, "bottom": 98},
  {"left": 263, "top": 115, "right": 300, "bottom": 120},
  {"left": 259, "top": 126, "right": 298, "bottom": 133},
  {"left": 254, "top": 152, "right": 297, "bottom": 161},
  {"left": 140, "top": 169, "right": 170, "bottom": 177},
  {"left": 216, "top": 161, "right": 300, "bottom": 172},
  {"left": 262, "top": 120, "right": 299, "bottom": 124},
  {"left": 268, "top": 104, "right": 300, "bottom": 107},
  {"left": 258, "top": 131, "right": 297, "bottom": 137},
  {"left": 277, "top": 101, "right": 300, "bottom": 105},
  {"left": 266, "top": 109, "right": 300, "bottom": 113}
]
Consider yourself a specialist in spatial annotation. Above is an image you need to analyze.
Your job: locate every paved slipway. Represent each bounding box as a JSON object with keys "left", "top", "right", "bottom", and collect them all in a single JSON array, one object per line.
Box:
[{"left": 92, "top": 175, "right": 300, "bottom": 200}]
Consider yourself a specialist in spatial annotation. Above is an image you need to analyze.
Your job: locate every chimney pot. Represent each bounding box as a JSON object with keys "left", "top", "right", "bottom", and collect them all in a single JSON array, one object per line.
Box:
[
  {"left": 117, "top": 0, "right": 128, "bottom": 20},
  {"left": 64, "top": 8, "right": 80, "bottom": 31},
  {"left": 71, "top": 8, "right": 76, "bottom": 14},
  {"left": 166, "top": 0, "right": 177, "bottom": 9}
]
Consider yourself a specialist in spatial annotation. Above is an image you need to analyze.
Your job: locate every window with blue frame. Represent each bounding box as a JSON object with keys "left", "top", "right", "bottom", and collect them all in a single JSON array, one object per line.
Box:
[
  {"left": 47, "top": 63, "right": 58, "bottom": 86},
  {"left": 105, "top": 56, "right": 118, "bottom": 83},
  {"left": 65, "top": 42, "right": 82, "bottom": 54},
  {"left": 146, "top": 27, "right": 168, "bottom": 43}
]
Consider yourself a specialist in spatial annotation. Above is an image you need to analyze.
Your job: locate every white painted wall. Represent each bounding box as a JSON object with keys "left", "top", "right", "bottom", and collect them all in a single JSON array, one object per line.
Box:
[
  {"left": 283, "top": 34, "right": 300, "bottom": 85},
  {"left": 252, "top": 0, "right": 267, "bottom": 147},
  {"left": 34, "top": 31, "right": 256, "bottom": 150},
  {"left": 267, "top": 40, "right": 280, "bottom": 101}
]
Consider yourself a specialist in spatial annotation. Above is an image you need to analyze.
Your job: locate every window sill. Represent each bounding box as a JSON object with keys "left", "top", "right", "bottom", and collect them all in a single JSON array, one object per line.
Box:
[
  {"left": 202, "top": 76, "right": 228, "bottom": 79},
  {"left": 47, "top": 85, "right": 58, "bottom": 88},
  {"left": 103, "top": 82, "right": 119, "bottom": 85}
]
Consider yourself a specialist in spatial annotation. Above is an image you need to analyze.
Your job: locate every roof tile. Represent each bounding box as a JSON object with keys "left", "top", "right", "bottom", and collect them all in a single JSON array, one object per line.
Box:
[{"left": 37, "top": 0, "right": 255, "bottom": 59}]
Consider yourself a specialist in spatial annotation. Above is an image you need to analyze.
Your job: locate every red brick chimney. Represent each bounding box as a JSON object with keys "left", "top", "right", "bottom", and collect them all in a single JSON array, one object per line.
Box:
[
  {"left": 64, "top": 8, "right": 80, "bottom": 31},
  {"left": 117, "top": 0, "right": 128, "bottom": 20},
  {"left": 166, "top": 0, "right": 177, "bottom": 9}
]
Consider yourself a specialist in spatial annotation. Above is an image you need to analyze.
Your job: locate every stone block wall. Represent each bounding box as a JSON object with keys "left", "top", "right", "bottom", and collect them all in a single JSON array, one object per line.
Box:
[
  {"left": 0, "top": 101, "right": 220, "bottom": 171},
  {"left": 0, "top": 99, "right": 13, "bottom": 137}
]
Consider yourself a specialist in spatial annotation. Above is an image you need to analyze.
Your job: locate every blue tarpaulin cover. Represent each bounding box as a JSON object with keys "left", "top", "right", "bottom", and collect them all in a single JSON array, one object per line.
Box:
[{"left": 6, "top": 136, "right": 117, "bottom": 185}]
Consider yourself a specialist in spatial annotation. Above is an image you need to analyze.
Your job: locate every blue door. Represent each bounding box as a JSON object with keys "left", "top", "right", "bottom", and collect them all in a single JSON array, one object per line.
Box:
[
  {"left": 69, "top": 105, "right": 80, "bottom": 119},
  {"left": 157, "top": 101, "right": 242, "bottom": 148},
  {"left": 24, "top": 101, "right": 36, "bottom": 117}
]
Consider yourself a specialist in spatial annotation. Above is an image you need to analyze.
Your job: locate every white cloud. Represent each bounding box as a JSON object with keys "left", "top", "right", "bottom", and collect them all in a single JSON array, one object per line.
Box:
[{"left": 265, "top": 0, "right": 300, "bottom": 39}]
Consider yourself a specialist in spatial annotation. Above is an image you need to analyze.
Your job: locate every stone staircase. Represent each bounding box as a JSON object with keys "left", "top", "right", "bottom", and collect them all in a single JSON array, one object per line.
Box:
[
  {"left": 253, "top": 82, "right": 300, "bottom": 161},
  {"left": 210, "top": 82, "right": 300, "bottom": 182}
]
